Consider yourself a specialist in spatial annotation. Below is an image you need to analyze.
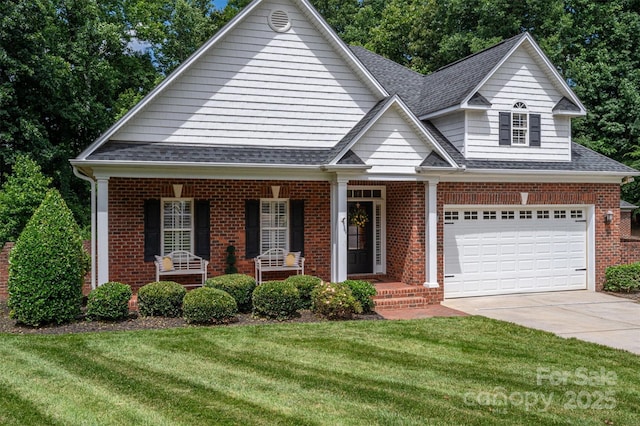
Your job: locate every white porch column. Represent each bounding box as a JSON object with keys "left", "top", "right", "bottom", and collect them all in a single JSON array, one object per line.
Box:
[
  {"left": 96, "top": 177, "right": 110, "bottom": 285},
  {"left": 331, "top": 177, "right": 349, "bottom": 282},
  {"left": 424, "top": 180, "right": 439, "bottom": 288}
]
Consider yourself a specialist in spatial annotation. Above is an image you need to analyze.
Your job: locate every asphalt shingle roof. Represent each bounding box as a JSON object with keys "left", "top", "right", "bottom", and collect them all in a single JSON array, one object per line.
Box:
[
  {"left": 350, "top": 34, "right": 524, "bottom": 117},
  {"left": 84, "top": 34, "right": 637, "bottom": 175}
]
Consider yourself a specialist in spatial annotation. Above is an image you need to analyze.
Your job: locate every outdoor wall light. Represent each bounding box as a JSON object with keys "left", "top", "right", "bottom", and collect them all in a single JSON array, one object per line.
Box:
[{"left": 604, "top": 210, "right": 614, "bottom": 224}]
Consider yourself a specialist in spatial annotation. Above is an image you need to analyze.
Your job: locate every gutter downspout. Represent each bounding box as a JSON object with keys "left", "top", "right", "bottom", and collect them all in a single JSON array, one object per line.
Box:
[{"left": 72, "top": 167, "right": 97, "bottom": 290}]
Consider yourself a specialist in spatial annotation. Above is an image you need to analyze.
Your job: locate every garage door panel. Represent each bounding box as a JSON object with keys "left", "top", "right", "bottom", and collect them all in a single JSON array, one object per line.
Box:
[{"left": 444, "top": 207, "right": 587, "bottom": 298}]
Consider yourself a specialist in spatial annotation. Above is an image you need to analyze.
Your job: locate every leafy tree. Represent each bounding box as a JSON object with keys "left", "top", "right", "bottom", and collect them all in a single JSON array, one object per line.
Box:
[
  {"left": 8, "top": 189, "right": 88, "bottom": 326},
  {"left": 0, "top": 155, "right": 52, "bottom": 245},
  {"left": 0, "top": 0, "right": 158, "bottom": 224}
]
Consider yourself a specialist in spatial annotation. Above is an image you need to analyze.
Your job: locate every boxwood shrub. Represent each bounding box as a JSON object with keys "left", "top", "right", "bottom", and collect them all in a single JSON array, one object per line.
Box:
[
  {"left": 312, "top": 282, "right": 362, "bottom": 320},
  {"left": 86, "top": 282, "right": 132, "bottom": 321},
  {"left": 205, "top": 274, "right": 256, "bottom": 313},
  {"left": 252, "top": 280, "right": 300, "bottom": 320},
  {"left": 7, "top": 189, "right": 88, "bottom": 326},
  {"left": 284, "top": 275, "right": 322, "bottom": 309},
  {"left": 604, "top": 263, "right": 640, "bottom": 292},
  {"left": 342, "top": 280, "right": 376, "bottom": 313},
  {"left": 183, "top": 287, "right": 238, "bottom": 324},
  {"left": 137, "top": 281, "right": 186, "bottom": 317}
]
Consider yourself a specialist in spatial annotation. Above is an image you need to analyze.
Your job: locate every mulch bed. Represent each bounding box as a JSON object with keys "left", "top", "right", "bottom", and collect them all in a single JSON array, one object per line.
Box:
[{"left": 0, "top": 301, "right": 384, "bottom": 335}]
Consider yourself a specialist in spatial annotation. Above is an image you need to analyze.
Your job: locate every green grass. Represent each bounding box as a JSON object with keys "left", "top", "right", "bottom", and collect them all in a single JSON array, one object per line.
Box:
[{"left": 0, "top": 317, "right": 639, "bottom": 425}]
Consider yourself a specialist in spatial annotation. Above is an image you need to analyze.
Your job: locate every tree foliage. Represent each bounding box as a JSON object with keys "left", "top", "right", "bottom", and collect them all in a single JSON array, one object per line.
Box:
[
  {"left": 1, "top": 0, "right": 640, "bottom": 214},
  {"left": 0, "top": 155, "right": 52, "bottom": 245}
]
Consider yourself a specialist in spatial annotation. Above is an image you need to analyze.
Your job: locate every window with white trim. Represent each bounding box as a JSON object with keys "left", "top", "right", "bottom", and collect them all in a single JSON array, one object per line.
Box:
[
  {"left": 260, "top": 199, "right": 288, "bottom": 253},
  {"left": 162, "top": 198, "right": 193, "bottom": 255},
  {"left": 512, "top": 102, "right": 528, "bottom": 145}
]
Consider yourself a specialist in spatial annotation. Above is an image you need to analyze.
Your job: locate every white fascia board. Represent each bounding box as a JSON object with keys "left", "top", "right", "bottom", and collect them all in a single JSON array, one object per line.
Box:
[
  {"left": 440, "top": 169, "right": 633, "bottom": 184},
  {"left": 72, "top": 161, "right": 331, "bottom": 181},
  {"left": 297, "top": 0, "right": 387, "bottom": 98},
  {"left": 330, "top": 95, "right": 459, "bottom": 169},
  {"left": 461, "top": 33, "right": 586, "bottom": 114},
  {"left": 77, "top": 0, "right": 265, "bottom": 161},
  {"left": 553, "top": 110, "right": 587, "bottom": 117},
  {"left": 419, "top": 105, "right": 460, "bottom": 121}
]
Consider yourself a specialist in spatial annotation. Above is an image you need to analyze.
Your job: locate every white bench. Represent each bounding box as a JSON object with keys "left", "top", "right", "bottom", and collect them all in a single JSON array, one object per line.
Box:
[
  {"left": 254, "top": 248, "right": 305, "bottom": 284},
  {"left": 155, "top": 250, "right": 209, "bottom": 286}
]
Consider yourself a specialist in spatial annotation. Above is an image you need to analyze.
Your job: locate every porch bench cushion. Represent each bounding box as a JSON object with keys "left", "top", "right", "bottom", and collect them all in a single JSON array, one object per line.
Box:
[
  {"left": 154, "top": 250, "right": 209, "bottom": 286},
  {"left": 254, "top": 248, "right": 304, "bottom": 284}
]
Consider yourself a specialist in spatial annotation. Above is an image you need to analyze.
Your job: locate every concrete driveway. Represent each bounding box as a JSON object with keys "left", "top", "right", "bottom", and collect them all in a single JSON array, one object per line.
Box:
[{"left": 442, "top": 291, "right": 640, "bottom": 355}]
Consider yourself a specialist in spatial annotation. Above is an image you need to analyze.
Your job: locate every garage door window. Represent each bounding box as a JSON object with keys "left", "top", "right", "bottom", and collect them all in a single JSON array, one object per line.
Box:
[
  {"left": 537, "top": 210, "right": 549, "bottom": 219},
  {"left": 554, "top": 210, "right": 567, "bottom": 219},
  {"left": 519, "top": 210, "right": 533, "bottom": 219}
]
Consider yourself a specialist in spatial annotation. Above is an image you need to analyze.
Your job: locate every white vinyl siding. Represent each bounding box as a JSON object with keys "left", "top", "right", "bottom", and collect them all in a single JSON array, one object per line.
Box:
[
  {"left": 351, "top": 106, "right": 432, "bottom": 174},
  {"left": 431, "top": 112, "right": 466, "bottom": 153},
  {"left": 466, "top": 47, "right": 572, "bottom": 161},
  {"left": 261, "top": 199, "right": 288, "bottom": 253},
  {"left": 111, "top": 0, "right": 377, "bottom": 148},
  {"left": 162, "top": 199, "right": 194, "bottom": 255}
]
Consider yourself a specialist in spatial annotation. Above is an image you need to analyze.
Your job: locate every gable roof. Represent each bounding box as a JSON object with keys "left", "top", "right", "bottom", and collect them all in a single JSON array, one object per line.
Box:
[
  {"left": 326, "top": 95, "right": 457, "bottom": 168},
  {"left": 351, "top": 33, "right": 586, "bottom": 119},
  {"left": 76, "top": 0, "right": 388, "bottom": 161}
]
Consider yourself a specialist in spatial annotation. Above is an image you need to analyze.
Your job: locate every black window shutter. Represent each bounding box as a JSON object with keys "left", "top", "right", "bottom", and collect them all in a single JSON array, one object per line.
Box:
[
  {"left": 144, "top": 199, "right": 161, "bottom": 261},
  {"left": 290, "top": 200, "right": 304, "bottom": 255},
  {"left": 194, "top": 200, "right": 210, "bottom": 260},
  {"left": 529, "top": 113, "right": 541, "bottom": 147},
  {"left": 245, "top": 199, "right": 260, "bottom": 259},
  {"left": 499, "top": 112, "right": 511, "bottom": 145}
]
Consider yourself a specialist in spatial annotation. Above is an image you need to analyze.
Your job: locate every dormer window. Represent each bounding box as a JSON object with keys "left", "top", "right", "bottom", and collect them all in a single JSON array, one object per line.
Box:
[
  {"left": 511, "top": 102, "right": 528, "bottom": 145},
  {"left": 499, "top": 103, "right": 541, "bottom": 147}
]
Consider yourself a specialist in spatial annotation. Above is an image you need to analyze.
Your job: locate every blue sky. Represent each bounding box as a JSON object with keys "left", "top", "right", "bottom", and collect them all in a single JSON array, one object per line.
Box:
[{"left": 213, "top": 0, "right": 228, "bottom": 9}]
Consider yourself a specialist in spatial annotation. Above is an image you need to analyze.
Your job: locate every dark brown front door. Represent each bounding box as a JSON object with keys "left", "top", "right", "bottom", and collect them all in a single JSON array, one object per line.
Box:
[{"left": 347, "top": 202, "right": 373, "bottom": 274}]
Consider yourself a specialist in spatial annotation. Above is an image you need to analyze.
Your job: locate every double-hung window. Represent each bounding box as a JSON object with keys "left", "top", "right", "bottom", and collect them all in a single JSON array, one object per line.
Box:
[
  {"left": 162, "top": 198, "right": 193, "bottom": 255},
  {"left": 260, "top": 199, "right": 288, "bottom": 253},
  {"left": 511, "top": 102, "right": 528, "bottom": 145},
  {"left": 499, "top": 102, "right": 541, "bottom": 147}
]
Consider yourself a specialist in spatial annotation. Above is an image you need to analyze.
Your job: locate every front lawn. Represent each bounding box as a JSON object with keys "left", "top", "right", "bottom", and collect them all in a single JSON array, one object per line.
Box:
[{"left": 0, "top": 317, "right": 638, "bottom": 425}]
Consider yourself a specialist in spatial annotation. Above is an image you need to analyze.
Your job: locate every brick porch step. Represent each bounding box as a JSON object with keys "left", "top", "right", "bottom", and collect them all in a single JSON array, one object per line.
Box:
[
  {"left": 374, "top": 296, "right": 429, "bottom": 310},
  {"left": 373, "top": 282, "right": 433, "bottom": 310}
]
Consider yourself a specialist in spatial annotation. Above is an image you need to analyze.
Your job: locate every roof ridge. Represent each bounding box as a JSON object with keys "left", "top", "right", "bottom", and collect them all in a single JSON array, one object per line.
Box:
[{"left": 432, "top": 32, "right": 526, "bottom": 73}]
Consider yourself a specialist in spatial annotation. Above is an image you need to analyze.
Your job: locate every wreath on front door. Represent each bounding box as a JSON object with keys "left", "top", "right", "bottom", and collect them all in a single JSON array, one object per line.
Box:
[{"left": 349, "top": 204, "right": 369, "bottom": 227}]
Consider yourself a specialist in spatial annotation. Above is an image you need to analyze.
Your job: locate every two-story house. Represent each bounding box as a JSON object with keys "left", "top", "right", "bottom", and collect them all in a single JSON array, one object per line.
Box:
[{"left": 71, "top": 0, "right": 638, "bottom": 303}]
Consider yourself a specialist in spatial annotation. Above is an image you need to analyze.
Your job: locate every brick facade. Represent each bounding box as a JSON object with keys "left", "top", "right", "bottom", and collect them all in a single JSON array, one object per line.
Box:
[
  {"left": 108, "top": 178, "right": 332, "bottom": 293},
  {"left": 0, "top": 179, "right": 634, "bottom": 302}
]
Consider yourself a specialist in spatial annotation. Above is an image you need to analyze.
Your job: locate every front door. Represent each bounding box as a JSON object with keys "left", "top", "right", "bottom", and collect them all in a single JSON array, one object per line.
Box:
[{"left": 347, "top": 202, "right": 373, "bottom": 274}]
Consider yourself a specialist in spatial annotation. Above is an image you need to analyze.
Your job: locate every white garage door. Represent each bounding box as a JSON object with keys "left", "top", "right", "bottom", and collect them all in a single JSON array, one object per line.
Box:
[{"left": 444, "top": 207, "right": 587, "bottom": 298}]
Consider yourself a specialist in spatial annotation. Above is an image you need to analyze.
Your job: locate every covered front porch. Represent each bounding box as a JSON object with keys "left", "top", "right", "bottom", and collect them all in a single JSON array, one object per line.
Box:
[{"left": 331, "top": 179, "right": 440, "bottom": 290}]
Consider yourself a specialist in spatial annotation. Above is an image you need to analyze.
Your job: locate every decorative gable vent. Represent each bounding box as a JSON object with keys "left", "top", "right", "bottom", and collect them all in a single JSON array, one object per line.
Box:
[{"left": 268, "top": 10, "right": 291, "bottom": 32}]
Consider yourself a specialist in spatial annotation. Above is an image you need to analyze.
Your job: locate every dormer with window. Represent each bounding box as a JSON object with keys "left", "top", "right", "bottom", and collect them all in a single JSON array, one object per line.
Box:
[{"left": 499, "top": 102, "right": 541, "bottom": 147}]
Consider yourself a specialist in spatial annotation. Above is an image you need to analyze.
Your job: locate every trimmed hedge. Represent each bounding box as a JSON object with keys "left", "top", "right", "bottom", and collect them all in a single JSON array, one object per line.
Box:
[
  {"left": 86, "top": 282, "right": 132, "bottom": 321},
  {"left": 205, "top": 274, "right": 256, "bottom": 313},
  {"left": 183, "top": 287, "right": 238, "bottom": 324},
  {"left": 137, "top": 281, "right": 186, "bottom": 317},
  {"left": 252, "top": 280, "right": 300, "bottom": 320},
  {"left": 312, "top": 282, "right": 362, "bottom": 320},
  {"left": 342, "top": 280, "right": 376, "bottom": 313},
  {"left": 7, "top": 189, "right": 88, "bottom": 326},
  {"left": 604, "top": 263, "right": 640, "bottom": 292},
  {"left": 284, "top": 275, "right": 322, "bottom": 309}
]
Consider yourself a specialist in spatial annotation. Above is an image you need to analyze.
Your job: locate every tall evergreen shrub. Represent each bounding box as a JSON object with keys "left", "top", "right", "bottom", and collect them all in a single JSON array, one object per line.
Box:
[{"left": 7, "top": 189, "right": 88, "bottom": 326}]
